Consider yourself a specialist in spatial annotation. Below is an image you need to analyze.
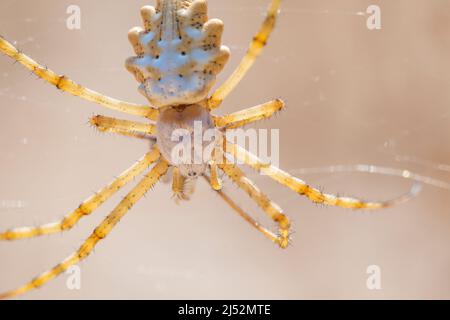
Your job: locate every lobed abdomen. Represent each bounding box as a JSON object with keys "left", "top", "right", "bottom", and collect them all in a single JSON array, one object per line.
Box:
[{"left": 126, "top": 0, "right": 230, "bottom": 108}]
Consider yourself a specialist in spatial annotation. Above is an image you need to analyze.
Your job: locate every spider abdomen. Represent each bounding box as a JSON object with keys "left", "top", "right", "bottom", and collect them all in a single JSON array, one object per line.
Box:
[
  {"left": 156, "top": 104, "right": 216, "bottom": 177},
  {"left": 126, "top": 0, "right": 230, "bottom": 108}
]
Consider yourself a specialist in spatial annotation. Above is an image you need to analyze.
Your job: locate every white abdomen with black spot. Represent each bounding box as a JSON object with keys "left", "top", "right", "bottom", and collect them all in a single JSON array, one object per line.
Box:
[{"left": 126, "top": 0, "right": 230, "bottom": 107}]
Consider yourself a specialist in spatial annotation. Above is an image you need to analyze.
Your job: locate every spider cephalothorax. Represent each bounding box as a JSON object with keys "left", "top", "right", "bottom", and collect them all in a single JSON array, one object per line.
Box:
[
  {"left": 0, "top": 0, "right": 417, "bottom": 299},
  {"left": 126, "top": 0, "right": 230, "bottom": 107},
  {"left": 156, "top": 103, "right": 216, "bottom": 178}
]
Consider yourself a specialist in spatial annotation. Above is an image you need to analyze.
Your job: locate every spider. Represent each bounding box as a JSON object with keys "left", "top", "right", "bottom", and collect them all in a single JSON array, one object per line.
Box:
[{"left": 0, "top": 0, "right": 415, "bottom": 299}]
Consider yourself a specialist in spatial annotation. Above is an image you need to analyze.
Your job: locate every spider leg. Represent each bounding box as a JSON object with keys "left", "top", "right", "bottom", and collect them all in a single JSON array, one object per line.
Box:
[
  {"left": 213, "top": 99, "right": 285, "bottom": 129},
  {"left": 0, "top": 148, "right": 161, "bottom": 241},
  {"left": 203, "top": 175, "right": 280, "bottom": 245},
  {"left": 208, "top": 0, "right": 281, "bottom": 110},
  {"left": 172, "top": 167, "right": 190, "bottom": 202},
  {"left": 161, "top": 166, "right": 174, "bottom": 184},
  {"left": 0, "top": 159, "right": 169, "bottom": 299},
  {"left": 0, "top": 36, "right": 159, "bottom": 120},
  {"left": 218, "top": 163, "right": 290, "bottom": 248},
  {"left": 208, "top": 143, "right": 224, "bottom": 191},
  {"left": 224, "top": 141, "right": 419, "bottom": 209},
  {"left": 90, "top": 115, "right": 157, "bottom": 139},
  {"left": 209, "top": 162, "right": 222, "bottom": 191}
]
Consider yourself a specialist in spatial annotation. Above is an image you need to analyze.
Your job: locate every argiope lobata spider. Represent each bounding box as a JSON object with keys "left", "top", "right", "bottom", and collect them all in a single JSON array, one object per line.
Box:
[{"left": 0, "top": 0, "right": 417, "bottom": 299}]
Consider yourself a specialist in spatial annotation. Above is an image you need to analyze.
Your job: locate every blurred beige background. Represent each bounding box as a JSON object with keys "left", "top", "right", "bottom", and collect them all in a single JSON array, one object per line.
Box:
[{"left": 0, "top": 0, "right": 449, "bottom": 299}]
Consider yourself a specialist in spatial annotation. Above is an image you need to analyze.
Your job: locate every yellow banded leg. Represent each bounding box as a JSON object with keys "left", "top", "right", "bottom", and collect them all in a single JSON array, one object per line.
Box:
[
  {"left": 225, "top": 141, "right": 416, "bottom": 209},
  {"left": 0, "top": 148, "right": 161, "bottom": 241},
  {"left": 172, "top": 167, "right": 189, "bottom": 202},
  {"left": 219, "top": 163, "right": 290, "bottom": 248},
  {"left": 0, "top": 36, "right": 158, "bottom": 120},
  {"left": 213, "top": 99, "right": 285, "bottom": 129},
  {"left": 90, "top": 115, "right": 157, "bottom": 137},
  {"left": 208, "top": 0, "right": 281, "bottom": 110},
  {"left": 0, "top": 159, "right": 169, "bottom": 299},
  {"left": 203, "top": 175, "right": 279, "bottom": 244},
  {"left": 209, "top": 162, "right": 222, "bottom": 191}
]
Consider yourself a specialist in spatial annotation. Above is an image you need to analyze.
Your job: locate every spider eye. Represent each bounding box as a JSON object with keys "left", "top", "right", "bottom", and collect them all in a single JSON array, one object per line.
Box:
[{"left": 187, "top": 171, "right": 198, "bottom": 178}]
